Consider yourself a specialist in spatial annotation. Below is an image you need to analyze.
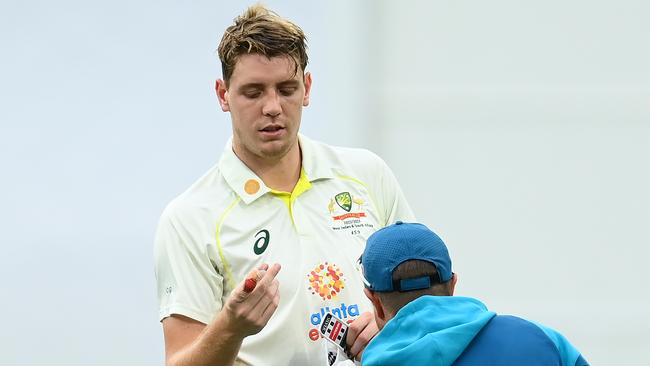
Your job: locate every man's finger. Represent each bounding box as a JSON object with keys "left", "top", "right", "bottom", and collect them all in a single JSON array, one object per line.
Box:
[
  {"left": 242, "top": 268, "right": 267, "bottom": 293},
  {"left": 256, "top": 263, "right": 281, "bottom": 287},
  {"left": 240, "top": 275, "right": 281, "bottom": 323},
  {"left": 345, "top": 312, "right": 369, "bottom": 345},
  {"left": 348, "top": 320, "right": 378, "bottom": 360},
  {"left": 258, "top": 279, "right": 281, "bottom": 321},
  {"left": 234, "top": 263, "right": 281, "bottom": 305},
  {"left": 346, "top": 312, "right": 378, "bottom": 359},
  {"left": 244, "top": 277, "right": 257, "bottom": 293},
  {"left": 243, "top": 266, "right": 270, "bottom": 293}
]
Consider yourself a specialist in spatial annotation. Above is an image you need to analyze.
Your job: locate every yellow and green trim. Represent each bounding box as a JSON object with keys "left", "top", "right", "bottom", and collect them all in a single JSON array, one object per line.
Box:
[
  {"left": 215, "top": 197, "right": 241, "bottom": 291},
  {"left": 270, "top": 168, "right": 312, "bottom": 226}
]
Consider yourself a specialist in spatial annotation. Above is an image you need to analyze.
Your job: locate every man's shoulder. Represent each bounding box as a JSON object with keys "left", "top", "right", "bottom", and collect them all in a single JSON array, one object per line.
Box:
[
  {"left": 161, "top": 162, "right": 236, "bottom": 220},
  {"left": 303, "top": 136, "right": 388, "bottom": 173},
  {"left": 307, "top": 136, "right": 381, "bottom": 160},
  {"left": 455, "top": 315, "right": 564, "bottom": 365}
]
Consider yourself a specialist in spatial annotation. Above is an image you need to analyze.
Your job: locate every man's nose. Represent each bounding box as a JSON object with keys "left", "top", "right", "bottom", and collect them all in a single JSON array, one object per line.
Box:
[{"left": 262, "top": 91, "right": 282, "bottom": 117}]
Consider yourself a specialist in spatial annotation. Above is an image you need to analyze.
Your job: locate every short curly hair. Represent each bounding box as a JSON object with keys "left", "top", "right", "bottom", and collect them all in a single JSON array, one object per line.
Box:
[{"left": 217, "top": 4, "right": 308, "bottom": 85}]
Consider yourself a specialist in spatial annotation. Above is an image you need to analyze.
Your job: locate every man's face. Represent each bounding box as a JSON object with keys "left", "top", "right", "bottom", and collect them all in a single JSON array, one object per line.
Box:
[{"left": 217, "top": 53, "right": 311, "bottom": 164}]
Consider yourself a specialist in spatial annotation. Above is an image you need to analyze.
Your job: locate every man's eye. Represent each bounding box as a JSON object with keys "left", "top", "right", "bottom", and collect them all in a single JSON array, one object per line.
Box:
[
  {"left": 279, "top": 88, "right": 297, "bottom": 96},
  {"left": 244, "top": 91, "right": 261, "bottom": 98}
]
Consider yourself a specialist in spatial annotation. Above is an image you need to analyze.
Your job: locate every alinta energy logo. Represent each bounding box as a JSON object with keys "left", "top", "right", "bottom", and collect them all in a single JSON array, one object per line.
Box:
[
  {"left": 305, "top": 261, "right": 361, "bottom": 342},
  {"left": 307, "top": 262, "right": 345, "bottom": 300}
]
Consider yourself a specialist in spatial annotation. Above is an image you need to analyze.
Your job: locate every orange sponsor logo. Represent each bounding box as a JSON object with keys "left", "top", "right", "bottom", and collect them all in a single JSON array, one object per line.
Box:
[{"left": 307, "top": 262, "right": 346, "bottom": 300}]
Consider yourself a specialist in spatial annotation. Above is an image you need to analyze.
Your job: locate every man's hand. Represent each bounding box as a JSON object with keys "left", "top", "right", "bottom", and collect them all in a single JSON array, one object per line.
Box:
[
  {"left": 162, "top": 263, "right": 281, "bottom": 366},
  {"left": 220, "top": 263, "right": 282, "bottom": 338},
  {"left": 345, "top": 311, "right": 379, "bottom": 361}
]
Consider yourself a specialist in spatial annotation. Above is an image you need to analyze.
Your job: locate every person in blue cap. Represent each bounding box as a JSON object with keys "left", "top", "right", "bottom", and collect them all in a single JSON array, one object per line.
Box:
[{"left": 358, "top": 221, "right": 589, "bottom": 366}]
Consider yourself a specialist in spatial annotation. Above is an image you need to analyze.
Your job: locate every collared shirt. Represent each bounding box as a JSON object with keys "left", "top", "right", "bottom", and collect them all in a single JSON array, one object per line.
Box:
[{"left": 154, "top": 134, "right": 415, "bottom": 365}]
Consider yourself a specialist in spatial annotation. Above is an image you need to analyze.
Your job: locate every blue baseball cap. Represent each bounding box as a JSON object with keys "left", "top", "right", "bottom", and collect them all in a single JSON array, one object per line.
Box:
[{"left": 360, "top": 221, "right": 452, "bottom": 292}]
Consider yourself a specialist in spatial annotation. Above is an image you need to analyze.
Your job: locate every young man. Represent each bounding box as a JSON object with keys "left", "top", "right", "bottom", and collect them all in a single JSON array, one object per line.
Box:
[
  {"left": 359, "top": 222, "right": 589, "bottom": 366},
  {"left": 154, "top": 5, "right": 414, "bottom": 366}
]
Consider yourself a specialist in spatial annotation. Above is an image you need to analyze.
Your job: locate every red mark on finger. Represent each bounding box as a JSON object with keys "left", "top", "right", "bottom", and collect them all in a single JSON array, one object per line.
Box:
[{"left": 244, "top": 278, "right": 257, "bottom": 293}]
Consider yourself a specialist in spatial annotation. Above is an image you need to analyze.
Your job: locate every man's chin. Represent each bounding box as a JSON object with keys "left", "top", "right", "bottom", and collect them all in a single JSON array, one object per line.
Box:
[{"left": 257, "top": 141, "right": 292, "bottom": 159}]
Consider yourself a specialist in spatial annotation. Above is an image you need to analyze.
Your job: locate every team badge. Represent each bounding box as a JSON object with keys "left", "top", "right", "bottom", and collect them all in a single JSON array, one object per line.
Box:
[{"left": 334, "top": 192, "right": 352, "bottom": 212}]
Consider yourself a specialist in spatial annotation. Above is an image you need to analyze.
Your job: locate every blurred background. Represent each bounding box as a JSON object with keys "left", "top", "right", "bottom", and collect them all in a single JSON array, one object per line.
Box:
[{"left": 1, "top": 0, "right": 648, "bottom": 364}]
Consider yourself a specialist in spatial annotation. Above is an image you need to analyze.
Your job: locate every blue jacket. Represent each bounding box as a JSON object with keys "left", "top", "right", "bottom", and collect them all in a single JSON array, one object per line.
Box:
[{"left": 362, "top": 296, "right": 588, "bottom": 366}]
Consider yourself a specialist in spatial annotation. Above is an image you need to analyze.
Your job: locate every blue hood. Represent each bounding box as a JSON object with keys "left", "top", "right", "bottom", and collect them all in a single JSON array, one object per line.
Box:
[{"left": 362, "top": 296, "right": 495, "bottom": 366}]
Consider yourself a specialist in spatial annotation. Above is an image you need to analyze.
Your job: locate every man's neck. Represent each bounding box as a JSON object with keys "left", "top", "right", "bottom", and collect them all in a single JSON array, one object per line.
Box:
[{"left": 236, "top": 142, "right": 302, "bottom": 193}]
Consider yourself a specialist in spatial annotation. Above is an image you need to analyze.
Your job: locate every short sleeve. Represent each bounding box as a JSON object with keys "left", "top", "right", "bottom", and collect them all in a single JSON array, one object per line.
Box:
[{"left": 154, "top": 205, "right": 224, "bottom": 324}]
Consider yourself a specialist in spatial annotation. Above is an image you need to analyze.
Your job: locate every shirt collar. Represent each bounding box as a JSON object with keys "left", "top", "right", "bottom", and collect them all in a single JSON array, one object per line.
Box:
[
  {"left": 298, "top": 134, "right": 336, "bottom": 181},
  {"left": 218, "top": 134, "right": 334, "bottom": 204}
]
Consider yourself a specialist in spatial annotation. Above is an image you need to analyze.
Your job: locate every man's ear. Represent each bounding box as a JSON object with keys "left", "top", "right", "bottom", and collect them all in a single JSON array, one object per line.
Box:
[
  {"left": 302, "top": 72, "right": 312, "bottom": 107},
  {"left": 215, "top": 79, "right": 230, "bottom": 112},
  {"left": 449, "top": 273, "right": 458, "bottom": 296},
  {"left": 364, "top": 288, "right": 386, "bottom": 321}
]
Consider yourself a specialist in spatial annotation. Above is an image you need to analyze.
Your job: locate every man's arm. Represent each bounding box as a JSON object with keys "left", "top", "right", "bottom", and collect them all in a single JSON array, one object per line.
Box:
[{"left": 162, "top": 264, "right": 281, "bottom": 366}]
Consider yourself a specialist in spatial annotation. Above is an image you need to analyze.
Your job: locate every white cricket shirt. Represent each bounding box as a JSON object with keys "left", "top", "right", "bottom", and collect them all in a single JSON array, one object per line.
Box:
[{"left": 154, "top": 134, "right": 415, "bottom": 365}]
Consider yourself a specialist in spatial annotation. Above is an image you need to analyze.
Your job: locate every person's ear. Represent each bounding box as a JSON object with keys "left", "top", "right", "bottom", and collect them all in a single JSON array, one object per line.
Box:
[
  {"left": 449, "top": 273, "right": 458, "bottom": 296},
  {"left": 302, "top": 72, "right": 312, "bottom": 107},
  {"left": 364, "top": 288, "right": 386, "bottom": 321},
  {"left": 216, "top": 79, "right": 230, "bottom": 112}
]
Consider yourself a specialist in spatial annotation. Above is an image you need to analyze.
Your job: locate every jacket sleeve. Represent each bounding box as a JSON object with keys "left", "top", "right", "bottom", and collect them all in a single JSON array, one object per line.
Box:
[
  {"left": 574, "top": 354, "right": 590, "bottom": 366},
  {"left": 532, "top": 321, "right": 589, "bottom": 366}
]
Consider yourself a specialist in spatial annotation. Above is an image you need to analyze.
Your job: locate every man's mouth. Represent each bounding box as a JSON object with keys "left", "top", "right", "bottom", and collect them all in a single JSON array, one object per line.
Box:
[{"left": 260, "top": 125, "right": 284, "bottom": 132}]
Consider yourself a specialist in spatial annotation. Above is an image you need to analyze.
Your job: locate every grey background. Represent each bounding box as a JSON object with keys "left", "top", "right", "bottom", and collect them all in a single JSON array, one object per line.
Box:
[{"left": 1, "top": 0, "right": 648, "bottom": 364}]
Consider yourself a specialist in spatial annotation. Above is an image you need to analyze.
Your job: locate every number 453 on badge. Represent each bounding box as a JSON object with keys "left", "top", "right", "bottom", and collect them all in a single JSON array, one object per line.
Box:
[{"left": 320, "top": 313, "right": 349, "bottom": 350}]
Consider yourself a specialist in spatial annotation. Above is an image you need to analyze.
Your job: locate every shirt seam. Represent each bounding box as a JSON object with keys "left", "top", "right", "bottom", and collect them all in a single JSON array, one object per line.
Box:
[{"left": 215, "top": 196, "right": 241, "bottom": 292}]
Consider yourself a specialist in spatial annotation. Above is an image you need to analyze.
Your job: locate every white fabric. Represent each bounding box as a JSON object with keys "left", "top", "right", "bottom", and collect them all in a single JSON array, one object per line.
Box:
[
  {"left": 322, "top": 340, "right": 359, "bottom": 366},
  {"left": 154, "top": 134, "right": 415, "bottom": 365}
]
